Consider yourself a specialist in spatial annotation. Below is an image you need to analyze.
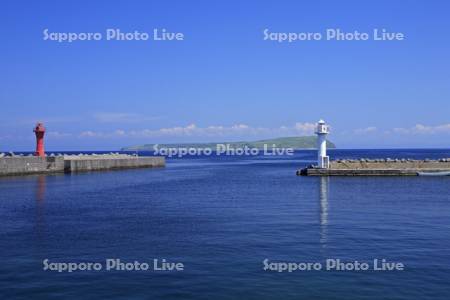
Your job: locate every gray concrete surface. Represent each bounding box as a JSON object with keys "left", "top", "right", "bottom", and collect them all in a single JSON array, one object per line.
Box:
[
  {"left": 0, "top": 154, "right": 165, "bottom": 176},
  {"left": 0, "top": 156, "right": 64, "bottom": 176},
  {"left": 65, "top": 156, "right": 165, "bottom": 172}
]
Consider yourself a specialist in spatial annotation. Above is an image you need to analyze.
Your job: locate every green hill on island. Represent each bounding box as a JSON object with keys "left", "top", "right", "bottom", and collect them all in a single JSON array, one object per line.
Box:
[{"left": 121, "top": 136, "right": 335, "bottom": 151}]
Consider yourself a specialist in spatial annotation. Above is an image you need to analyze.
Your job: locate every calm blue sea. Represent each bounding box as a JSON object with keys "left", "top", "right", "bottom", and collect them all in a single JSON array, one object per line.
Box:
[{"left": 1, "top": 149, "right": 449, "bottom": 299}]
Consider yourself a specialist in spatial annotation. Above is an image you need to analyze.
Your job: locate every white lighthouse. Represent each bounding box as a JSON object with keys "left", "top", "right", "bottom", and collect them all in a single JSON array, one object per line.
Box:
[{"left": 315, "top": 119, "right": 330, "bottom": 169}]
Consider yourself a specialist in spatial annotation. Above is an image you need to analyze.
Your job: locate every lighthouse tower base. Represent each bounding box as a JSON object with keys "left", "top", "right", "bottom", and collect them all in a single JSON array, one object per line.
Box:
[{"left": 319, "top": 156, "right": 330, "bottom": 169}]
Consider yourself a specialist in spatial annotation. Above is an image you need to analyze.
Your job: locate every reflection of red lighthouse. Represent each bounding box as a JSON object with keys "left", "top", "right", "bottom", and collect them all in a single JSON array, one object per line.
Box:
[{"left": 34, "top": 123, "right": 46, "bottom": 157}]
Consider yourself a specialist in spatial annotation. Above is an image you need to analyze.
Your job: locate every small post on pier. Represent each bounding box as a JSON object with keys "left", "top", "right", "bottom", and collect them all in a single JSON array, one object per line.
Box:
[{"left": 315, "top": 119, "right": 330, "bottom": 169}]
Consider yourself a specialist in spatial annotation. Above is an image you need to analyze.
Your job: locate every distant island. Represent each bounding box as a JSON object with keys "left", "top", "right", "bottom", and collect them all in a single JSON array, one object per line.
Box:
[{"left": 121, "top": 136, "right": 336, "bottom": 151}]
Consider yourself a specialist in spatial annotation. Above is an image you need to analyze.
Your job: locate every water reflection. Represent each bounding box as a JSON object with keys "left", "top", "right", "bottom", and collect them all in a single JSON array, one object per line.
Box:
[
  {"left": 319, "top": 176, "right": 329, "bottom": 246},
  {"left": 36, "top": 175, "right": 46, "bottom": 202},
  {"left": 35, "top": 175, "right": 46, "bottom": 239}
]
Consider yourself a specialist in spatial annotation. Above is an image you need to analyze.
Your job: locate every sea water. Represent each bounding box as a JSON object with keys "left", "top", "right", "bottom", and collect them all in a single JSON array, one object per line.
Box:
[{"left": 0, "top": 149, "right": 449, "bottom": 299}]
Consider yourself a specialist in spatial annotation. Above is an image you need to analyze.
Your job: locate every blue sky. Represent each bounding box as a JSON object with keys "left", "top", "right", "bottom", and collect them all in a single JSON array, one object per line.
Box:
[{"left": 0, "top": 0, "right": 449, "bottom": 150}]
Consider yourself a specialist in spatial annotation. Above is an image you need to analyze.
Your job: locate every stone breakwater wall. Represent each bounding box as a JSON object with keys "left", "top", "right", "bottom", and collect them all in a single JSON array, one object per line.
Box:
[
  {"left": 0, "top": 157, "right": 64, "bottom": 176},
  {"left": 0, "top": 154, "right": 165, "bottom": 176},
  {"left": 330, "top": 158, "right": 450, "bottom": 170},
  {"left": 64, "top": 155, "right": 165, "bottom": 172},
  {"left": 297, "top": 158, "right": 450, "bottom": 176}
]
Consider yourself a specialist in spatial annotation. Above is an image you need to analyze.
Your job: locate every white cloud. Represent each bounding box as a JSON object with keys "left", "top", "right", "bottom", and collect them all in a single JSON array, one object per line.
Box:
[
  {"left": 93, "top": 112, "right": 160, "bottom": 123},
  {"left": 393, "top": 123, "right": 450, "bottom": 135},
  {"left": 353, "top": 126, "right": 377, "bottom": 134},
  {"left": 6, "top": 122, "right": 449, "bottom": 143},
  {"left": 131, "top": 122, "right": 316, "bottom": 138},
  {"left": 79, "top": 131, "right": 100, "bottom": 137},
  {"left": 294, "top": 122, "right": 316, "bottom": 134},
  {"left": 47, "top": 131, "right": 72, "bottom": 138},
  {"left": 114, "top": 129, "right": 126, "bottom": 136},
  {"left": 75, "top": 122, "right": 317, "bottom": 139}
]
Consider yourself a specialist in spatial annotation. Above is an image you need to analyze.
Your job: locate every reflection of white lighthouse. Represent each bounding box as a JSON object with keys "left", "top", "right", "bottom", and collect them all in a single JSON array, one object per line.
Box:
[
  {"left": 319, "top": 176, "right": 329, "bottom": 246},
  {"left": 315, "top": 119, "right": 330, "bottom": 169}
]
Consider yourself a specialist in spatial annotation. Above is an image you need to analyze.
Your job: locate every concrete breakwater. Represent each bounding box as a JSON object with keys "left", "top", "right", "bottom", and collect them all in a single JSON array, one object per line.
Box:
[
  {"left": 297, "top": 158, "right": 450, "bottom": 176},
  {"left": 0, "top": 153, "right": 165, "bottom": 176}
]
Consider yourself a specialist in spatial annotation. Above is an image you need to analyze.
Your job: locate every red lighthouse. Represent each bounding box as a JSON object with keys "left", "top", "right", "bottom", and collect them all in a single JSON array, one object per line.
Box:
[{"left": 34, "top": 123, "right": 46, "bottom": 157}]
